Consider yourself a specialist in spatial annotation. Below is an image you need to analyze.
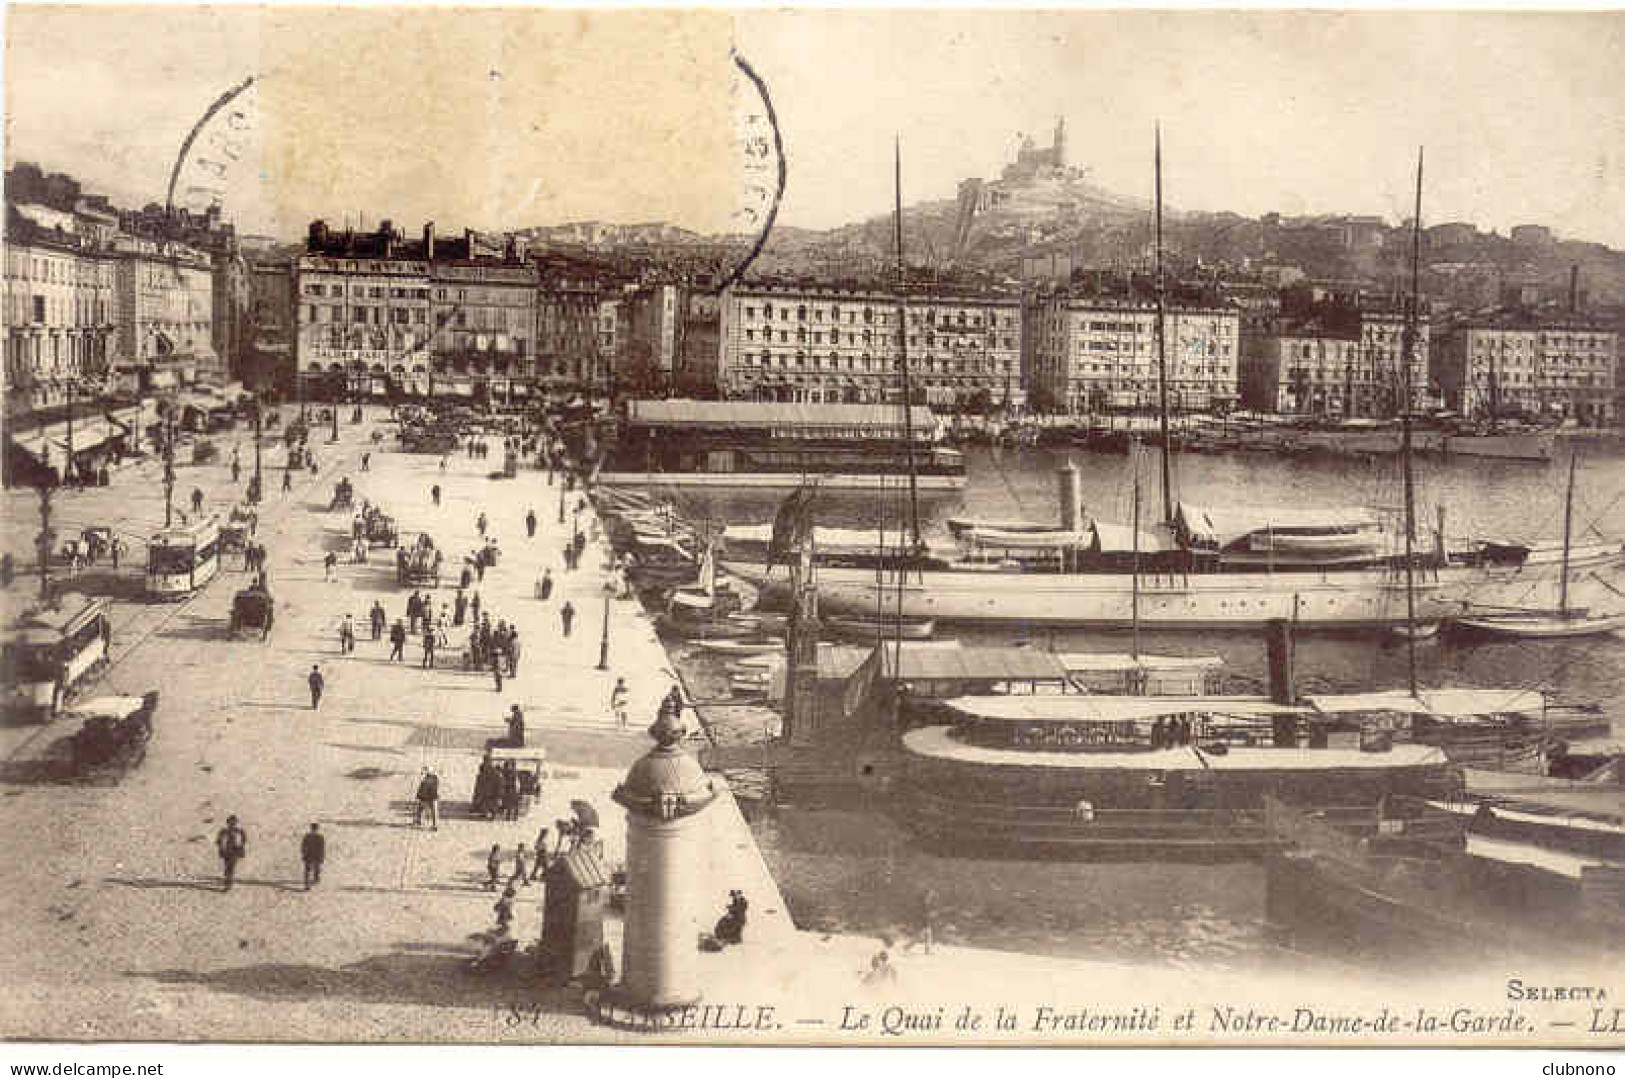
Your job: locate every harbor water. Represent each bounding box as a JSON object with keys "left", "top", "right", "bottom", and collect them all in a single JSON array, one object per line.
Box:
[{"left": 662, "top": 441, "right": 1625, "bottom": 970}]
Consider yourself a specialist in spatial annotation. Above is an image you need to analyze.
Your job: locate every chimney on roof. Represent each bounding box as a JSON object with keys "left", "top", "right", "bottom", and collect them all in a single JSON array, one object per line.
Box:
[
  {"left": 423, "top": 221, "right": 435, "bottom": 261},
  {"left": 1569, "top": 264, "right": 1579, "bottom": 314}
]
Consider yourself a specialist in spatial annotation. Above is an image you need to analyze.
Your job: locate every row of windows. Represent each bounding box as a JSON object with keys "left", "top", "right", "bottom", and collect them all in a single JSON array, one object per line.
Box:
[{"left": 742, "top": 301, "right": 1017, "bottom": 328}]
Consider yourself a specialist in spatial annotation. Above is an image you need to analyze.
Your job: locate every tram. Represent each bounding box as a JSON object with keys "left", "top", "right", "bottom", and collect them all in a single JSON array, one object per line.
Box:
[
  {"left": 1, "top": 594, "right": 112, "bottom": 720},
  {"left": 146, "top": 516, "right": 221, "bottom": 599}
]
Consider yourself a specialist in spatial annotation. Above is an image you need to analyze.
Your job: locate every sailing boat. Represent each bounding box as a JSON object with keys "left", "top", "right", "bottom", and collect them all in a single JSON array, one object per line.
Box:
[
  {"left": 718, "top": 130, "right": 1625, "bottom": 630},
  {"left": 1452, "top": 451, "right": 1625, "bottom": 637},
  {"left": 1389, "top": 155, "right": 1440, "bottom": 645}
]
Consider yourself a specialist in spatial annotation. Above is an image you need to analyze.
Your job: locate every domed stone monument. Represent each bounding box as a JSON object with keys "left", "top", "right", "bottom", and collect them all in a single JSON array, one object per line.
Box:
[{"left": 610, "top": 706, "right": 718, "bottom": 1010}]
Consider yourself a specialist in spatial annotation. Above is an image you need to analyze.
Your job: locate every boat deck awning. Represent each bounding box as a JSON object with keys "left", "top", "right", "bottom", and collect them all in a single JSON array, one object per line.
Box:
[
  {"left": 1307, "top": 688, "right": 1547, "bottom": 718},
  {"left": 1090, "top": 521, "right": 1176, "bottom": 554},
  {"left": 1178, "top": 502, "right": 1379, "bottom": 548},
  {"left": 942, "top": 694, "right": 1307, "bottom": 725},
  {"left": 878, "top": 644, "right": 1070, "bottom": 683},
  {"left": 904, "top": 725, "right": 1445, "bottom": 770},
  {"left": 625, "top": 399, "right": 937, "bottom": 434},
  {"left": 1061, "top": 653, "right": 1224, "bottom": 675}
]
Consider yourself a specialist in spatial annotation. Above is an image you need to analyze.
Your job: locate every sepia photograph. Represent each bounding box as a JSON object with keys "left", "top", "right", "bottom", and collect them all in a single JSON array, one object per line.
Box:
[{"left": 1, "top": 3, "right": 1622, "bottom": 1060}]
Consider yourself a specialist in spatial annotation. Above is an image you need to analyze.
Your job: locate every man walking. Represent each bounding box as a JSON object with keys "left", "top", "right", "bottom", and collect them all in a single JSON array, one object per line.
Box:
[
  {"left": 370, "top": 600, "right": 386, "bottom": 641},
  {"left": 529, "top": 826, "right": 551, "bottom": 881},
  {"left": 560, "top": 600, "right": 575, "bottom": 638},
  {"left": 525, "top": 509, "right": 537, "bottom": 539},
  {"left": 414, "top": 768, "right": 440, "bottom": 830},
  {"left": 485, "top": 844, "right": 503, "bottom": 891},
  {"left": 477, "top": 511, "right": 488, "bottom": 538},
  {"left": 308, "top": 664, "right": 325, "bottom": 709},
  {"left": 338, "top": 615, "right": 355, "bottom": 654},
  {"left": 421, "top": 626, "right": 437, "bottom": 669},
  {"left": 323, "top": 551, "right": 337, "bottom": 581},
  {"left": 300, "top": 823, "right": 325, "bottom": 890},
  {"left": 536, "top": 568, "right": 553, "bottom": 602},
  {"left": 388, "top": 618, "right": 407, "bottom": 662},
  {"left": 191, "top": 487, "right": 204, "bottom": 514},
  {"left": 509, "top": 843, "right": 530, "bottom": 889},
  {"left": 216, "top": 815, "right": 247, "bottom": 891},
  {"left": 430, "top": 483, "right": 441, "bottom": 507},
  {"left": 454, "top": 588, "right": 467, "bottom": 626},
  {"left": 611, "top": 677, "right": 630, "bottom": 730},
  {"left": 283, "top": 469, "right": 293, "bottom": 494},
  {"left": 490, "top": 649, "right": 503, "bottom": 692}
]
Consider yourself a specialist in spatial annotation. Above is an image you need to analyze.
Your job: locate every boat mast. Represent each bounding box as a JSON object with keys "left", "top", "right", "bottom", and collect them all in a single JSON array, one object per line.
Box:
[
  {"left": 1131, "top": 460, "right": 1142, "bottom": 660},
  {"left": 1560, "top": 451, "right": 1576, "bottom": 617},
  {"left": 1401, "top": 148, "right": 1424, "bottom": 696},
  {"left": 895, "top": 137, "right": 922, "bottom": 551},
  {"left": 1154, "top": 124, "right": 1174, "bottom": 525}
]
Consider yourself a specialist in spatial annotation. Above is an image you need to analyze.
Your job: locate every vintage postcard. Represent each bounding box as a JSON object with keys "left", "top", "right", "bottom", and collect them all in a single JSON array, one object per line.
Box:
[{"left": 1, "top": 4, "right": 1622, "bottom": 1057}]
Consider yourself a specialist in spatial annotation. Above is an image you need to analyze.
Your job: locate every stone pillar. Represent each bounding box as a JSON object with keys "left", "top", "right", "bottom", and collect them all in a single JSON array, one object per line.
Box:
[{"left": 611, "top": 710, "right": 718, "bottom": 1010}]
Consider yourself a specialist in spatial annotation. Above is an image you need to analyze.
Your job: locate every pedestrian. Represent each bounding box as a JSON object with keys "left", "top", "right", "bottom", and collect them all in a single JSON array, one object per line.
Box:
[
  {"left": 459, "top": 563, "right": 473, "bottom": 590},
  {"left": 560, "top": 600, "right": 575, "bottom": 638},
  {"left": 610, "top": 677, "right": 630, "bottom": 729},
  {"left": 300, "top": 823, "right": 325, "bottom": 889},
  {"left": 370, "top": 600, "right": 386, "bottom": 641},
  {"left": 414, "top": 767, "right": 440, "bottom": 830},
  {"left": 216, "top": 815, "right": 247, "bottom": 891},
  {"left": 562, "top": 542, "right": 574, "bottom": 572},
  {"left": 475, "top": 557, "right": 486, "bottom": 584},
  {"left": 529, "top": 826, "right": 551, "bottom": 881},
  {"left": 477, "top": 511, "right": 488, "bottom": 538},
  {"left": 430, "top": 483, "right": 441, "bottom": 506},
  {"left": 500, "top": 762, "right": 520, "bottom": 822},
  {"left": 453, "top": 588, "right": 467, "bottom": 626},
  {"left": 389, "top": 619, "right": 407, "bottom": 661},
  {"left": 231, "top": 459, "right": 241, "bottom": 483},
  {"left": 406, "top": 591, "right": 422, "bottom": 634},
  {"left": 490, "top": 649, "right": 503, "bottom": 692},
  {"left": 470, "top": 591, "right": 482, "bottom": 626},
  {"left": 323, "top": 551, "right": 337, "bottom": 581},
  {"left": 283, "top": 469, "right": 292, "bottom": 493},
  {"left": 509, "top": 843, "right": 530, "bottom": 888},
  {"left": 536, "top": 568, "right": 553, "bottom": 602},
  {"left": 506, "top": 630, "right": 520, "bottom": 678},
  {"left": 339, "top": 615, "right": 355, "bottom": 654},
  {"left": 191, "top": 487, "right": 204, "bottom": 514},
  {"left": 421, "top": 627, "right": 436, "bottom": 669},
  {"left": 485, "top": 844, "right": 503, "bottom": 891},
  {"left": 525, "top": 509, "right": 537, "bottom": 539},
  {"left": 308, "top": 664, "right": 325, "bottom": 709},
  {"left": 494, "top": 886, "right": 515, "bottom": 929},
  {"left": 109, "top": 537, "right": 121, "bottom": 570},
  {"left": 436, "top": 612, "right": 450, "bottom": 649},
  {"left": 507, "top": 704, "right": 525, "bottom": 748},
  {"left": 361, "top": 451, "right": 370, "bottom": 472}
]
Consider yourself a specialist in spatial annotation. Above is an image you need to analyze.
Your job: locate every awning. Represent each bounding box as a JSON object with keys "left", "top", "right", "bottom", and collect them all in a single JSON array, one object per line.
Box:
[
  {"left": 941, "top": 695, "right": 1307, "bottom": 725},
  {"left": 1090, "top": 521, "right": 1176, "bottom": 554},
  {"left": 1177, "top": 502, "right": 1379, "bottom": 549},
  {"left": 1307, "top": 689, "right": 1547, "bottom": 719}
]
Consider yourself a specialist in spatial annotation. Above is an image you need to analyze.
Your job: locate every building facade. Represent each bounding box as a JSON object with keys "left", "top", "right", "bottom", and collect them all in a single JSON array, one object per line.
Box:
[
  {"left": 3, "top": 204, "right": 118, "bottom": 413},
  {"left": 536, "top": 280, "right": 606, "bottom": 387},
  {"left": 1435, "top": 315, "right": 1617, "bottom": 424},
  {"left": 1026, "top": 291, "right": 1240, "bottom": 414},
  {"left": 294, "top": 219, "right": 538, "bottom": 403},
  {"left": 1239, "top": 311, "right": 1432, "bottom": 415},
  {"left": 111, "top": 235, "right": 216, "bottom": 392},
  {"left": 623, "top": 283, "right": 681, "bottom": 391},
  {"left": 718, "top": 282, "right": 1023, "bottom": 408}
]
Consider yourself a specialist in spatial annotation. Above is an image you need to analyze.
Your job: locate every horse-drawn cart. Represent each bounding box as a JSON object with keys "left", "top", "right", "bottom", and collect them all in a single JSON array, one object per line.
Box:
[
  {"left": 362, "top": 506, "right": 399, "bottom": 548},
  {"left": 396, "top": 533, "right": 442, "bottom": 587},
  {"left": 330, "top": 477, "right": 354, "bottom": 511},
  {"left": 229, "top": 585, "right": 274, "bottom": 640},
  {"left": 51, "top": 691, "right": 159, "bottom": 784}
]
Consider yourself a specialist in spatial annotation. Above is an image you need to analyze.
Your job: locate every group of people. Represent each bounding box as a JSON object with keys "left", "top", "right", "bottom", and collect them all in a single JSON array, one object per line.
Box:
[
  {"left": 1149, "top": 715, "right": 1195, "bottom": 749},
  {"left": 472, "top": 746, "right": 530, "bottom": 822}
]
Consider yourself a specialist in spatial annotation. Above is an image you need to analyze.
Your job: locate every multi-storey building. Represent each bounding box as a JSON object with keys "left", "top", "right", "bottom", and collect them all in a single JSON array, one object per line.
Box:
[
  {"left": 718, "top": 282, "right": 1023, "bottom": 407},
  {"left": 111, "top": 234, "right": 215, "bottom": 392},
  {"left": 675, "top": 289, "right": 721, "bottom": 398},
  {"left": 295, "top": 220, "right": 537, "bottom": 402},
  {"left": 1239, "top": 310, "right": 1432, "bottom": 415},
  {"left": 536, "top": 279, "right": 605, "bottom": 387},
  {"left": 429, "top": 256, "right": 538, "bottom": 406},
  {"left": 1435, "top": 313, "right": 1617, "bottom": 425},
  {"left": 623, "top": 283, "right": 681, "bottom": 391},
  {"left": 3, "top": 202, "right": 118, "bottom": 413},
  {"left": 1026, "top": 289, "right": 1239, "bottom": 414}
]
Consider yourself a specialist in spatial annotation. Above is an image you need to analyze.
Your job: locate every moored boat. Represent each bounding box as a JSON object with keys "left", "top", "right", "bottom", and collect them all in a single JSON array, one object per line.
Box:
[{"left": 824, "top": 613, "right": 936, "bottom": 642}]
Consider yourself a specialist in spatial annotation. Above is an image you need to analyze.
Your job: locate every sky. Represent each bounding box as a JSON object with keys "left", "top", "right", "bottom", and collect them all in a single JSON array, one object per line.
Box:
[{"left": 6, "top": 7, "right": 1625, "bottom": 247}]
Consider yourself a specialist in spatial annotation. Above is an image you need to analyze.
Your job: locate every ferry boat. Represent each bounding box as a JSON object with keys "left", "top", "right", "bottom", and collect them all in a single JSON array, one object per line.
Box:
[
  {"left": 596, "top": 399, "right": 965, "bottom": 491},
  {"left": 899, "top": 693, "right": 1460, "bottom": 855}
]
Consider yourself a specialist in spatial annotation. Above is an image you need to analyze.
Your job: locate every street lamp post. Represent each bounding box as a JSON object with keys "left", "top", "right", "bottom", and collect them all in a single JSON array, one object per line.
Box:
[
  {"left": 248, "top": 406, "right": 264, "bottom": 505},
  {"left": 596, "top": 583, "right": 612, "bottom": 671},
  {"left": 162, "top": 414, "right": 177, "bottom": 528},
  {"left": 35, "top": 483, "right": 55, "bottom": 601}
]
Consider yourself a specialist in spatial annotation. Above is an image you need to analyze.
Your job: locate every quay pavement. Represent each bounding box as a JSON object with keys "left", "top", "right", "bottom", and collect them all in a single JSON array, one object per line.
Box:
[{"left": 1, "top": 412, "right": 1617, "bottom": 1045}]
